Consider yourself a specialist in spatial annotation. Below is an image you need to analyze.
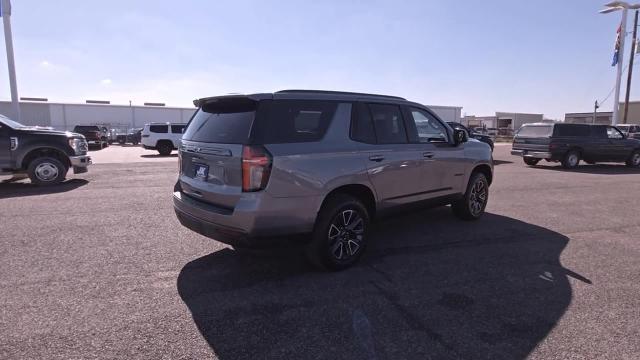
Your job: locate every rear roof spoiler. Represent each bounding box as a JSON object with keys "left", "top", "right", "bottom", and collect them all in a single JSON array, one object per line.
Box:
[{"left": 193, "top": 93, "right": 273, "bottom": 108}]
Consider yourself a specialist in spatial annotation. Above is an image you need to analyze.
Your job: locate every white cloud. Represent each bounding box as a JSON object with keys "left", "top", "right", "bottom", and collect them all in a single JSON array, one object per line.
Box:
[
  {"left": 39, "top": 60, "right": 51, "bottom": 67},
  {"left": 100, "top": 79, "right": 112, "bottom": 85}
]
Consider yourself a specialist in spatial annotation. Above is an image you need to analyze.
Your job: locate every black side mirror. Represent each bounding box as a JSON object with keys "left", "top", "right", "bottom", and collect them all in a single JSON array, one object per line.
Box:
[{"left": 454, "top": 129, "right": 468, "bottom": 146}]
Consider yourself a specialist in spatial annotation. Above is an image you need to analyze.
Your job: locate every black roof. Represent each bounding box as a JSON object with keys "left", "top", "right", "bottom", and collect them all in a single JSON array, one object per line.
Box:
[
  {"left": 194, "top": 89, "right": 411, "bottom": 107},
  {"left": 275, "top": 89, "right": 406, "bottom": 101}
]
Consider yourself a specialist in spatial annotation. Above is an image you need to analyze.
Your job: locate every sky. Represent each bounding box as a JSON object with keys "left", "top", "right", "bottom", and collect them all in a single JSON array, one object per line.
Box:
[{"left": 0, "top": 0, "right": 636, "bottom": 119}]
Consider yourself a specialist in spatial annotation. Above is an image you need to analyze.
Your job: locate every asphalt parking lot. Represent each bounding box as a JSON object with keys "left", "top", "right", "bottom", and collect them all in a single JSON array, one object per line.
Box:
[{"left": 1, "top": 144, "right": 639, "bottom": 360}]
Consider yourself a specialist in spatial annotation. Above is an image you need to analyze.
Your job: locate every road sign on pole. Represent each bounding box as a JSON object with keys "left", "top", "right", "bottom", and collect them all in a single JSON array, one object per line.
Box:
[{"left": 1, "top": 0, "right": 21, "bottom": 122}]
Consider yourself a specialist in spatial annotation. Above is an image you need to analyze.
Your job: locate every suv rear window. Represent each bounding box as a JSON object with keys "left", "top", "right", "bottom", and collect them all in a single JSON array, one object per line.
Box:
[
  {"left": 182, "top": 99, "right": 257, "bottom": 144},
  {"left": 255, "top": 100, "right": 338, "bottom": 144},
  {"left": 553, "top": 124, "right": 590, "bottom": 137},
  {"left": 516, "top": 125, "right": 553, "bottom": 137},
  {"left": 149, "top": 125, "right": 168, "bottom": 133}
]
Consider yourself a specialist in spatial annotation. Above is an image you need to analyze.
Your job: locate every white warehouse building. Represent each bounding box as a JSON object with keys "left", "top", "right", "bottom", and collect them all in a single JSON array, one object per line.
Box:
[
  {"left": 0, "top": 100, "right": 196, "bottom": 131},
  {"left": 0, "top": 99, "right": 463, "bottom": 131}
]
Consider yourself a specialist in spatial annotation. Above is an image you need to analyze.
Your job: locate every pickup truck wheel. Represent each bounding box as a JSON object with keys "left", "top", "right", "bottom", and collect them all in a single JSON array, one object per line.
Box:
[
  {"left": 306, "top": 194, "right": 370, "bottom": 271},
  {"left": 157, "top": 142, "right": 173, "bottom": 156},
  {"left": 562, "top": 150, "right": 580, "bottom": 169},
  {"left": 452, "top": 172, "right": 489, "bottom": 221},
  {"left": 626, "top": 150, "right": 640, "bottom": 167},
  {"left": 27, "top": 157, "right": 67, "bottom": 186},
  {"left": 523, "top": 158, "right": 540, "bottom": 166}
]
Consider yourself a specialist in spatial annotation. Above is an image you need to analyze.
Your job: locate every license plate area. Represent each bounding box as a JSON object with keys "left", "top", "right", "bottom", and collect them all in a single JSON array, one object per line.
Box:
[{"left": 193, "top": 164, "right": 209, "bottom": 181}]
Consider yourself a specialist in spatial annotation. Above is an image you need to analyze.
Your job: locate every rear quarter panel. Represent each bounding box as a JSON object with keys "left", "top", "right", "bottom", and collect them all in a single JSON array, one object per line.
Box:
[{"left": 264, "top": 103, "right": 376, "bottom": 213}]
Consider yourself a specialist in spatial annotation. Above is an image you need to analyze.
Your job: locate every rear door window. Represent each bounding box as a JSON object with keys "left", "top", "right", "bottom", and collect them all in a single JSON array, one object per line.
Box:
[
  {"left": 350, "top": 102, "right": 376, "bottom": 144},
  {"left": 255, "top": 100, "right": 338, "bottom": 144},
  {"left": 553, "top": 125, "right": 590, "bottom": 137},
  {"left": 368, "top": 104, "right": 408, "bottom": 144},
  {"left": 171, "top": 124, "right": 186, "bottom": 134},
  {"left": 149, "top": 125, "right": 168, "bottom": 133},
  {"left": 591, "top": 126, "right": 607, "bottom": 138}
]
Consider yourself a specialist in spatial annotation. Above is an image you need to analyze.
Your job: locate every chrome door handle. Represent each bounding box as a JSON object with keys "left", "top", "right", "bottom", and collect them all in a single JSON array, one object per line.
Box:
[
  {"left": 369, "top": 155, "right": 385, "bottom": 162},
  {"left": 423, "top": 152, "right": 435, "bottom": 158}
]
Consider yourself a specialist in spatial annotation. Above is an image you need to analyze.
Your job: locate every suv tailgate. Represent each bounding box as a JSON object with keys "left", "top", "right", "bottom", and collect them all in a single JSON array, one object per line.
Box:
[{"left": 178, "top": 97, "right": 258, "bottom": 209}]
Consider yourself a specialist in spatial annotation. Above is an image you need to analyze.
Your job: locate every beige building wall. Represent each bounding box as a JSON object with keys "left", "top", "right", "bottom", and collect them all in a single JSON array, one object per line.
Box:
[{"left": 618, "top": 101, "right": 640, "bottom": 124}]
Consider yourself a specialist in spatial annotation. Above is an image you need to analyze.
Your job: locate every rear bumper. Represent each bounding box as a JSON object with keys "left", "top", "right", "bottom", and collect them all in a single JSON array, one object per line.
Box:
[
  {"left": 173, "top": 188, "right": 319, "bottom": 247},
  {"left": 511, "top": 149, "right": 552, "bottom": 159}
]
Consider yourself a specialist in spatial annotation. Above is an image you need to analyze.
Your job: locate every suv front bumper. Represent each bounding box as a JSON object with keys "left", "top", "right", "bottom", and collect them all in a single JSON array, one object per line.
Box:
[{"left": 70, "top": 155, "right": 92, "bottom": 174}]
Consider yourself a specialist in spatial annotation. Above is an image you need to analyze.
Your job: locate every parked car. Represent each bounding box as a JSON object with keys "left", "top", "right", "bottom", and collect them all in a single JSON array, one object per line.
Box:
[
  {"left": 447, "top": 121, "right": 494, "bottom": 151},
  {"left": 486, "top": 127, "right": 499, "bottom": 136},
  {"left": 616, "top": 124, "right": 640, "bottom": 140},
  {"left": 173, "top": 90, "right": 494, "bottom": 270},
  {"left": 72, "top": 125, "right": 108, "bottom": 149},
  {"left": 116, "top": 128, "right": 142, "bottom": 145},
  {"left": 0, "top": 114, "right": 91, "bottom": 185},
  {"left": 511, "top": 123, "right": 640, "bottom": 168},
  {"left": 141, "top": 123, "right": 186, "bottom": 155}
]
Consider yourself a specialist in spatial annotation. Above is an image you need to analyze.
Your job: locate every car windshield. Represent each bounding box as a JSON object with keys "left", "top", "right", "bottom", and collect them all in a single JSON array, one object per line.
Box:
[
  {"left": 0, "top": 116, "right": 27, "bottom": 129},
  {"left": 516, "top": 125, "right": 553, "bottom": 137},
  {"left": 616, "top": 125, "right": 630, "bottom": 132}
]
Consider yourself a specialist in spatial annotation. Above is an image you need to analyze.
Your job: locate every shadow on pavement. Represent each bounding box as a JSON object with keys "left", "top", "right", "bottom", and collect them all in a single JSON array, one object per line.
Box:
[
  {"left": 531, "top": 163, "right": 640, "bottom": 175},
  {"left": 0, "top": 178, "right": 89, "bottom": 199},
  {"left": 140, "top": 154, "right": 178, "bottom": 159},
  {"left": 178, "top": 208, "right": 581, "bottom": 359},
  {"left": 493, "top": 159, "right": 513, "bottom": 166}
]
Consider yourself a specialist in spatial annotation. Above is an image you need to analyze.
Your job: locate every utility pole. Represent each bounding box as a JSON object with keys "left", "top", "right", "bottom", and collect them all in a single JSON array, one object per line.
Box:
[
  {"left": 613, "top": 8, "right": 628, "bottom": 126},
  {"left": 594, "top": 100, "right": 600, "bottom": 124},
  {"left": 624, "top": 10, "right": 639, "bottom": 124},
  {"left": 1, "top": 0, "right": 21, "bottom": 122}
]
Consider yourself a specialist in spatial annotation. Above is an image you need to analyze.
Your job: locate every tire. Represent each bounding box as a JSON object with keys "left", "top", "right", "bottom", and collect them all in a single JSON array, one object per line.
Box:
[
  {"left": 561, "top": 150, "right": 580, "bottom": 169},
  {"left": 626, "top": 150, "right": 640, "bottom": 167},
  {"left": 523, "top": 158, "right": 540, "bottom": 166},
  {"left": 27, "top": 157, "right": 67, "bottom": 186},
  {"left": 306, "top": 194, "right": 370, "bottom": 271},
  {"left": 157, "top": 142, "right": 173, "bottom": 156},
  {"left": 451, "top": 172, "right": 489, "bottom": 221}
]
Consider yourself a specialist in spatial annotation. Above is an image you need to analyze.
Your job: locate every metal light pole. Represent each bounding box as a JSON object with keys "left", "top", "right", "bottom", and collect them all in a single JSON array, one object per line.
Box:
[
  {"left": 600, "top": 2, "right": 640, "bottom": 125},
  {"left": 623, "top": 10, "right": 639, "bottom": 123},
  {"left": 1, "top": 0, "right": 20, "bottom": 122}
]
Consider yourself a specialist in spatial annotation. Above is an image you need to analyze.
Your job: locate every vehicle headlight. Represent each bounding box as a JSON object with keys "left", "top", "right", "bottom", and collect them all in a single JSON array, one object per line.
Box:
[{"left": 68, "top": 138, "right": 87, "bottom": 154}]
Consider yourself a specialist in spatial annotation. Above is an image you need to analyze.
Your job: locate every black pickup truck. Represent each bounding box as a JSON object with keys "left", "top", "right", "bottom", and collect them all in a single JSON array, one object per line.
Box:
[
  {"left": 72, "top": 125, "right": 109, "bottom": 149},
  {"left": 0, "top": 115, "right": 92, "bottom": 185},
  {"left": 447, "top": 121, "right": 494, "bottom": 151},
  {"left": 511, "top": 123, "right": 640, "bottom": 168}
]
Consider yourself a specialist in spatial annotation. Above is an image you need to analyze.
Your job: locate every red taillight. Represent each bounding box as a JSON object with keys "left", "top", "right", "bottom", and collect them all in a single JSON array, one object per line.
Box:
[{"left": 242, "top": 145, "right": 272, "bottom": 192}]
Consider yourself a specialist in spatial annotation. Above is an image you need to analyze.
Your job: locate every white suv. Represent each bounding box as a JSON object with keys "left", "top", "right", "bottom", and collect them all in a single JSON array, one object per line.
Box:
[{"left": 141, "top": 123, "right": 186, "bottom": 155}]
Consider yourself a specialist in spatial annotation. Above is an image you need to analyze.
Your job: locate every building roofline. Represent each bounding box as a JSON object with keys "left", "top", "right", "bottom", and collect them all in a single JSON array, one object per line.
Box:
[{"left": 0, "top": 99, "right": 196, "bottom": 111}]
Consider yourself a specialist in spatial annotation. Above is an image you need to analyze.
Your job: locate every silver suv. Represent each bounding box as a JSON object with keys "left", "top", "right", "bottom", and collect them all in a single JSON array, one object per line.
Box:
[{"left": 173, "top": 90, "right": 493, "bottom": 270}]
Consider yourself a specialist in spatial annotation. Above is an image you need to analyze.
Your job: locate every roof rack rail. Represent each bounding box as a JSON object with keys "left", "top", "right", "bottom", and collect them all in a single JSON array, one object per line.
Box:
[{"left": 276, "top": 89, "right": 406, "bottom": 101}]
